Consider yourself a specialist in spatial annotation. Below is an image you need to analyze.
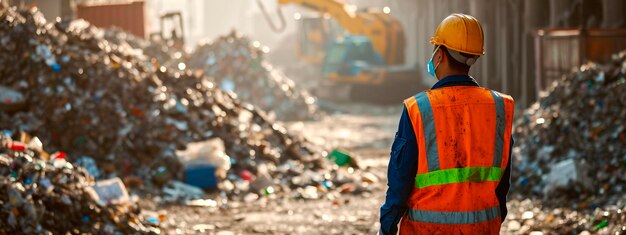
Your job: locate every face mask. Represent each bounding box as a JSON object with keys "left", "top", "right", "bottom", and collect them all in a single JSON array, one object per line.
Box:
[{"left": 427, "top": 46, "right": 441, "bottom": 78}]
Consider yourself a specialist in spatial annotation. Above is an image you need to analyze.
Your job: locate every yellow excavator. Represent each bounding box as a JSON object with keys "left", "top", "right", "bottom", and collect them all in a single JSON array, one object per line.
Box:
[{"left": 257, "top": 0, "right": 423, "bottom": 103}]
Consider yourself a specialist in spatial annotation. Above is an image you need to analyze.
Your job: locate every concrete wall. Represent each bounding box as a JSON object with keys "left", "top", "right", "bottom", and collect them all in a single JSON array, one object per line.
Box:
[{"left": 602, "top": 0, "right": 625, "bottom": 28}]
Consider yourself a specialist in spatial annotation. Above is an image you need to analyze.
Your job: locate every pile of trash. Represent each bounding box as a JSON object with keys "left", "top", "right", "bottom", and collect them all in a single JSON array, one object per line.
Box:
[
  {"left": 503, "top": 199, "right": 626, "bottom": 234},
  {"left": 103, "top": 27, "right": 183, "bottom": 70},
  {"left": 0, "top": 7, "right": 189, "bottom": 184},
  {"left": 104, "top": 28, "right": 319, "bottom": 122},
  {"left": 187, "top": 32, "right": 319, "bottom": 121},
  {"left": 0, "top": 6, "right": 370, "bottom": 205},
  {"left": 512, "top": 51, "right": 626, "bottom": 207},
  {"left": 0, "top": 131, "right": 159, "bottom": 234}
]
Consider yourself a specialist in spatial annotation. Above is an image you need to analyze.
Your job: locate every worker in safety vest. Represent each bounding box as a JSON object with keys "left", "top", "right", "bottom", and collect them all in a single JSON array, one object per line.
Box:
[{"left": 379, "top": 13, "right": 514, "bottom": 235}]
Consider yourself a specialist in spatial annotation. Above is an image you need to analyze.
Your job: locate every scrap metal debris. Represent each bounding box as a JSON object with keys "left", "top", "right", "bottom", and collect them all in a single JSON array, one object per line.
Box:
[
  {"left": 511, "top": 51, "right": 626, "bottom": 234},
  {"left": 187, "top": 31, "right": 319, "bottom": 121},
  {"left": 0, "top": 131, "right": 159, "bottom": 234}
]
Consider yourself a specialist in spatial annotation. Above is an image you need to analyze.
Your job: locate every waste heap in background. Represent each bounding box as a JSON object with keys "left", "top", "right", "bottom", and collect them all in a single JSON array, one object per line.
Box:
[
  {"left": 0, "top": 7, "right": 370, "bottom": 206},
  {"left": 186, "top": 32, "right": 319, "bottom": 121},
  {"left": 508, "top": 51, "right": 626, "bottom": 234},
  {"left": 104, "top": 28, "right": 319, "bottom": 122},
  {"left": 1, "top": 7, "right": 186, "bottom": 184},
  {"left": 104, "top": 27, "right": 183, "bottom": 71},
  {"left": 0, "top": 131, "right": 159, "bottom": 234}
]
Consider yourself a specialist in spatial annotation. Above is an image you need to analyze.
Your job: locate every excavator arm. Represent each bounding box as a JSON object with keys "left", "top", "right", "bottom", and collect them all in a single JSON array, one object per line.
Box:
[
  {"left": 267, "top": 0, "right": 405, "bottom": 65},
  {"left": 278, "top": 0, "right": 361, "bottom": 33}
]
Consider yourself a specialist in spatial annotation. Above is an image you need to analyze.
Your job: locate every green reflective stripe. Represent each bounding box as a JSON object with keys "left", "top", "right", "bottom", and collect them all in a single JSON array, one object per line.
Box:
[
  {"left": 407, "top": 206, "right": 500, "bottom": 224},
  {"left": 415, "top": 167, "right": 504, "bottom": 189}
]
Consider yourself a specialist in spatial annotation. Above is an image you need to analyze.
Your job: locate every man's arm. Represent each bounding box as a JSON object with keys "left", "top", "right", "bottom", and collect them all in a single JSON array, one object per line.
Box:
[
  {"left": 495, "top": 138, "right": 514, "bottom": 222},
  {"left": 380, "top": 107, "right": 418, "bottom": 235}
]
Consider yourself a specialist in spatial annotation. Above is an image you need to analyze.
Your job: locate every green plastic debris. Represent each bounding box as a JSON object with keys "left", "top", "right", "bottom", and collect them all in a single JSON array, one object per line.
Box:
[
  {"left": 594, "top": 219, "right": 608, "bottom": 231},
  {"left": 328, "top": 149, "right": 352, "bottom": 167},
  {"left": 264, "top": 186, "right": 275, "bottom": 195}
]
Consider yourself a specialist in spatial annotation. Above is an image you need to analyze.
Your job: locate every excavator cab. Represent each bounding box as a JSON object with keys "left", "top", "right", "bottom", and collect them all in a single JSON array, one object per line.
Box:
[
  {"left": 296, "top": 16, "right": 343, "bottom": 65},
  {"left": 322, "top": 36, "right": 384, "bottom": 79},
  {"left": 320, "top": 35, "right": 419, "bottom": 102},
  {"left": 297, "top": 16, "right": 327, "bottom": 64}
]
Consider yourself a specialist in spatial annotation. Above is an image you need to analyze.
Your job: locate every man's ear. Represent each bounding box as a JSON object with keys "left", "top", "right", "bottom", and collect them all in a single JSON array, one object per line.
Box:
[{"left": 435, "top": 48, "right": 444, "bottom": 65}]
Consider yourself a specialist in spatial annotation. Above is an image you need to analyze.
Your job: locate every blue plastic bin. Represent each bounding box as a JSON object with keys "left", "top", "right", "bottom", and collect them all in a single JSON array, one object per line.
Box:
[{"left": 184, "top": 165, "right": 217, "bottom": 189}]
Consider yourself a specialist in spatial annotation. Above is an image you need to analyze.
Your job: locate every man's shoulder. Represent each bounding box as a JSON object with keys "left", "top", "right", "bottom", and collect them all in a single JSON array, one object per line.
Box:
[
  {"left": 489, "top": 89, "right": 515, "bottom": 102},
  {"left": 403, "top": 90, "right": 429, "bottom": 107}
]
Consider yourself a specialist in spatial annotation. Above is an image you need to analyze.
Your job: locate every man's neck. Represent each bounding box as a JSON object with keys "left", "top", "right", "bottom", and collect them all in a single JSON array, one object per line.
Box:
[{"left": 437, "top": 73, "right": 469, "bottom": 81}]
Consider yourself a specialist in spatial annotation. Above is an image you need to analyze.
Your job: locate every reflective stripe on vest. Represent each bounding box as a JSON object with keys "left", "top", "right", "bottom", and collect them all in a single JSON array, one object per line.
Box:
[
  {"left": 407, "top": 206, "right": 500, "bottom": 224},
  {"left": 415, "top": 166, "right": 503, "bottom": 189},
  {"left": 414, "top": 92, "right": 440, "bottom": 171},
  {"left": 490, "top": 90, "right": 505, "bottom": 167}
]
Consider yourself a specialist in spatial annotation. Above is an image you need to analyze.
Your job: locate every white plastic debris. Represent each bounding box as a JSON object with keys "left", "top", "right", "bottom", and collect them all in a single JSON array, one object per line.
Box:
[
  {"left": 162, "top": 180, "right": 205, "bottom": 202},
  {"left": 543, "top": 159, "right": 591, "bottom": 194},
  {"left": 86, "top": 178, "right": 130, "bottom": 206}
]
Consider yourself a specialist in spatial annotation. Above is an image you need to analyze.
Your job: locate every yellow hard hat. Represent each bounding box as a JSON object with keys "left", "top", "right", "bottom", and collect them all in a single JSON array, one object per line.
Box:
[{"left": 430, "top": 13, "right": 485, "bottom": 56}]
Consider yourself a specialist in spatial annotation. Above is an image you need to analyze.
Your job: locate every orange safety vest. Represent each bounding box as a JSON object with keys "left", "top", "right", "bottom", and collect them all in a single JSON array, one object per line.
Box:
[{"left": 399, "top": 86, "right": 514, "bottom": 235}]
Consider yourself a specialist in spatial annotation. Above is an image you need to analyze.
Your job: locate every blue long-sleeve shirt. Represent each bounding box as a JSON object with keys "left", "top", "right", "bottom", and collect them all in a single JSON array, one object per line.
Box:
[{"left": 379, "top": 75, "right": 513, "bottom": 235}]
